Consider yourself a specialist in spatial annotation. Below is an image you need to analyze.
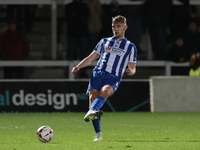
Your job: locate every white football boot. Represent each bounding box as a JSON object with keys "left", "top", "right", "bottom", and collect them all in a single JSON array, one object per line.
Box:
[{"left": 93, "top": 133, "right": 103, "bottom": 141}]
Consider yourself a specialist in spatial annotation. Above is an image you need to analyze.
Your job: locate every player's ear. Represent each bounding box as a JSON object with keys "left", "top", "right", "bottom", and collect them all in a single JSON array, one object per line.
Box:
[{"left": 125, "top": 25, "right": 128, "bottom": 31}]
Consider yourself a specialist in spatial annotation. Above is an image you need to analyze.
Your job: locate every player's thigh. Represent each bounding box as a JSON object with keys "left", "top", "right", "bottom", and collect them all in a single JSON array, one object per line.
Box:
[
  {"left": 99, "top": 85, "right": 114, "bottom": 99},
  {"left": 102, "top": 72, "right": 121, "bottom": 96},
  {"left": 86, "top": 70, "right": 105, "bottom": 94}
]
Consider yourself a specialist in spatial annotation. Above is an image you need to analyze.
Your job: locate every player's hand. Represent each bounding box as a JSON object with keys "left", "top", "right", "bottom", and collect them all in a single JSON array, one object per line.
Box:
[
  {"left": 126, "top": 68, "right": 136, "bottom": 76},
  {"left": 71, "top": 66, "right": 80, "bottom": 74}
]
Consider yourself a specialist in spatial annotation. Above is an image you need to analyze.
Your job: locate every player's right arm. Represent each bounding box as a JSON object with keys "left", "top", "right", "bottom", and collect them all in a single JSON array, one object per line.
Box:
[{"left": 71, "top": 51, "right": 100, "bottom": 74}]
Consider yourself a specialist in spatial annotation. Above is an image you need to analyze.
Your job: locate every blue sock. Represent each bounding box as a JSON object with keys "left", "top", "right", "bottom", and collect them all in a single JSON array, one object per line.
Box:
[
  {"left": 92, "top": 118, "right": 101, "bottom": 133},
  {"left": 90, "top": 96, "right": 105, "bottom": 134},
  {"left": 90, "top": 96, "right": 106, "bottom": 111}
]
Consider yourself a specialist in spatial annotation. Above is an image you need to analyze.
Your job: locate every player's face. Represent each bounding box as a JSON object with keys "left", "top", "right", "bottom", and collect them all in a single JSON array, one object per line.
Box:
[{"left": 112, "top": 22, "right": 127, "bottom": 39}]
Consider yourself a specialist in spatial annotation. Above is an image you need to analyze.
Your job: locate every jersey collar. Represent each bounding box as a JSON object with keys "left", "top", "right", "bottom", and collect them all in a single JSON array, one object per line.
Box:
[{"left": 112, "top": 36, "right": 127, "bottom": 41}]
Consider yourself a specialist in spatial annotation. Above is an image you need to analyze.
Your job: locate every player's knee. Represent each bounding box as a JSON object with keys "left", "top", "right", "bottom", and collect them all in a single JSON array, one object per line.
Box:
[{"left": 99, "top": 86, "right": 113, "bottom": 98}]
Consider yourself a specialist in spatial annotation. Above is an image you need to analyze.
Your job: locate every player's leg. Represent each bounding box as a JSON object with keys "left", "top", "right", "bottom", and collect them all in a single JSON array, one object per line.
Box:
[
  {"left": 84, "top": 71, "right": 104, "bottom": 122},
  {"left": 88, "top": 89, "right": 103, "bottom": 141},
  {"left": 86, "top": 73, "right": 120, "bottom": 127},
  {"left": 84, "top": 71, "right": 120, "bottom": 141},
  {"left": 84, "top": 85, "right": 112, "bottom": 122},
  {"left": 92, "top": 118, "right": 102, "bottom": 141},
  {"left": 88, "top": 89, "right": 99, "bottom": 107},
  {"left": 89, "top": 85, "right": 113, "bottom": 111},
  {"left": 84, "top": 85, "right": 113, "bottom": 122},
  {"left": 84, "top": 89, "right": 103, "bottom": 122},
  {"left": 84, "top": 72, "right": 118, "bottom": 122},
  {"left": 88, "top": 85, "right": 114, "bottom": 141}
]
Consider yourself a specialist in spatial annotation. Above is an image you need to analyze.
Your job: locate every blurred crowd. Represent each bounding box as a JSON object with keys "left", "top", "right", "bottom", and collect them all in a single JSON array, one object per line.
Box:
[{"left": 1, "top": 0, "right": 200, "bottom": 78}]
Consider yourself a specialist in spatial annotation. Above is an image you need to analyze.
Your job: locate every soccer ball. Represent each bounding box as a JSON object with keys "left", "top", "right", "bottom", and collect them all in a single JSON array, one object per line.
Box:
[{"left": 37, "top": 125, "right": 54, "bottom": 142}]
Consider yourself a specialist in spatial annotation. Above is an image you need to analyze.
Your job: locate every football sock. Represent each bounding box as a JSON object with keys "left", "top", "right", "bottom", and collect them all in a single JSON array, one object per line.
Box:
[
  {"left": 92, "top": 118, "right": 101, "bottom": 133},
  {"left": 89, "top": 96, "right": 106, "bottom": 111},
  {"left": 89, "top": 96, "right": 105, "bottom": 135}
]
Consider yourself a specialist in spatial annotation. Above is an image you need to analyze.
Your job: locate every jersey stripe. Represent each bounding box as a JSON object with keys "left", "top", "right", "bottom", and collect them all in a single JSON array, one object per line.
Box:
[
  {"left": 118, "top": 41, "right": 131, "bottom": 76},
  {"left": 111, "top": 55, "right": 120, "bottom": 75}
]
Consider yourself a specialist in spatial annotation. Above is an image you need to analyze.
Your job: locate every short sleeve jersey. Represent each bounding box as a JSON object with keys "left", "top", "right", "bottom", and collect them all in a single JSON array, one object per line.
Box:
[{"left": 93, "top": 36, "right": 137, "bottom": 78}]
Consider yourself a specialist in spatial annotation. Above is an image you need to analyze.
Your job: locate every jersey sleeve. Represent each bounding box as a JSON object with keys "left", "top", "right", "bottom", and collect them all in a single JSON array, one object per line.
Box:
[
  {"left": 129, "top": 44, "right": 137, "bottom": 63},
  {"left": 93, "top": 38, "right": 104, "bottom": 55}
]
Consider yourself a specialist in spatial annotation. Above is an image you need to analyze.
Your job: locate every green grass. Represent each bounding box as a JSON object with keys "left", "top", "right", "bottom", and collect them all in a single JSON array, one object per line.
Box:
[{"left": 0, "top": 112, "right": 200, "bottom": 150}]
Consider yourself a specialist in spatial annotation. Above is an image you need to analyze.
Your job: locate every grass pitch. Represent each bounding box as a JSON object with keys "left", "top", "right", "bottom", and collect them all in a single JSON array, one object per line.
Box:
[{"left": 0, "top": 112, "right": 200, "bottom": 150}]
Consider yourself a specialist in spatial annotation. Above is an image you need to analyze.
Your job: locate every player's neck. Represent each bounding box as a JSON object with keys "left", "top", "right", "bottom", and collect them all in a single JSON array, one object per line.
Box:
[{"left": 115, "top": 35, "right": 125, "bottom": 40}]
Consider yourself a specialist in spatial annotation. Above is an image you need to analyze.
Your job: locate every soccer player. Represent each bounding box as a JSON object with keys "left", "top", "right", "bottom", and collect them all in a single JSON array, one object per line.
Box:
[{"left": 71, "top": 15, "right": 137, "bottom": 141}]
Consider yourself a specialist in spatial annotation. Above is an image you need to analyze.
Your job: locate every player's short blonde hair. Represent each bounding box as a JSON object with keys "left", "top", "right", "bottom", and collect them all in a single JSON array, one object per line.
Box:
[{"left": 112, "top": 15, "right": 127, "bottom": 25}]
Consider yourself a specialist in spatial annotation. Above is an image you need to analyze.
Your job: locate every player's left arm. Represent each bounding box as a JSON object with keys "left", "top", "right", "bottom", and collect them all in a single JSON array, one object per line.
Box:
[
  {"left": 126, "top": 63, "right": 136, "bottom": 76},
  {"left": 71, "top": 51, "right": 100, "bottom": 74}
]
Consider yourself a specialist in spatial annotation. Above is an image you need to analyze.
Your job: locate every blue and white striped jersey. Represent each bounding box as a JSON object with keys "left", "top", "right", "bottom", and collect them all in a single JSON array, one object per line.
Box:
[{"left": 93, "top": 36, "right": 137, "bottom": 78}]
